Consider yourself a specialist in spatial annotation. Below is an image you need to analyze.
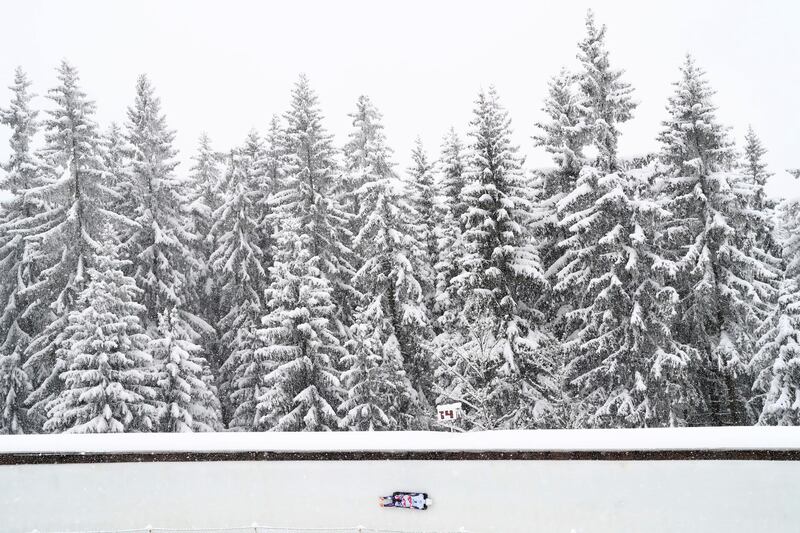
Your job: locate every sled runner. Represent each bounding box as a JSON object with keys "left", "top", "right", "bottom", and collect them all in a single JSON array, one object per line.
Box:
[{"left": 378, "top": 491, "right": 431, "bottom": 510}]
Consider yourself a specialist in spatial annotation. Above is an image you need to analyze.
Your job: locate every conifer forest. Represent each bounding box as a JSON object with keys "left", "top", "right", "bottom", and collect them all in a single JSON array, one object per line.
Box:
[{"left": 1, "top": 11, "right": 798, "bottom": 434}]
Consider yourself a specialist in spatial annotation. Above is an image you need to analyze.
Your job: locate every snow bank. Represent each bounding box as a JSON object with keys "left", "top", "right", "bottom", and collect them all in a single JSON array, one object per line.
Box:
[{"left": 0, "top": 426, "right": 797, "bottom": 455}]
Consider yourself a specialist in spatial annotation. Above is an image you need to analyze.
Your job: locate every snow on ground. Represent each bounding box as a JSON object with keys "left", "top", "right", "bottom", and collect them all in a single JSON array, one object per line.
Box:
[{"left": 0, "top": 426, "right": 798, "bottom": 455}]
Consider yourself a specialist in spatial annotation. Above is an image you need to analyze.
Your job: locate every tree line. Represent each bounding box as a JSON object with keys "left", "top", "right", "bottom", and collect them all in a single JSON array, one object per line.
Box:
[{"left": 0, "top": 11, "right": 798, "bottom": 434}]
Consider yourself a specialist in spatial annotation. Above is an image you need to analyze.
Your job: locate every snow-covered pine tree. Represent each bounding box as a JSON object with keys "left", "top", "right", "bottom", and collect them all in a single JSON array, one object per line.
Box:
[
  {"left": 43, "top": 225, "right": 157, "bottom": 433},
  {"left": 542, "top": 11, "right": 636, "bottom": 344},
  {"left": 533, "top": 69, "right": 589, "bottom": 179},
  {"left": 345, "top": 96, "right": 431, "bottom": 421},
  {"left": 211, "top": 132, "right": 270, "bottom": 427},
  {"left": 751, "top": 280, "right": 800, "bottom": 425},
  {"left": 339, "top": 301, "right": 417, "bottom": 431},
  {"left": 557, "top": 164, "right": 701, "bottom": 427},
  {"left": 442, "top": 87, "right": 556, "bottom": 429},
  {"left": 257, "top": 115, "right": 287, "bottom": 273},
  {"left": 437, "top": 127, "right": 467, "bottom": 222},
  {"left": 742, "top": 127, "right": 772, "bottom": 215},
  {"left": 186, "top": 133, "right": 224, "bottom": 361},
  {"left": 263, "top": 115, "right": 288, "bottom": 191},
  {"left": 248, "top": 76, "right": 350, "bottom": 432},
  {"left": 576, "top": 10, "right": 636, "bottom": 172},
  {"left": 22, "top": 61, "right": 115, "bottom": 429},
  {"left": 255, "top": 218, "right": 345, "bottom": 431},
  {"left": 740, "top": 127, "right": 782, "bottom": 327},
  {"left": 341, "top": 95, "right": 393, "bottom": 243},
  {"left": 275, "top": 74, "right": 354, "bottom": 338},
  {"left": 0, "top": 67, "right": 40, "bottom": 432},
  {"left": 532, "top": 69, "right": 591, "bottom": 333},
  {"left": 101, "top": 122, "right": 137, "bottom": 230},
  {"left": 656, "top": 55, "right": 773, "bottom": 425},
  {"left": 152, "top": 308, "right": 221, "bottom": 432},
  {"left": 751, "top": 191, "right": 800, "bottom": 425},
  {"left": 408, "top": 137, "right": 438, "bottom": 283},
  {"left": 433, "top": 128, "right": 468, "bottom": 330},
  {"left": 124, "top": 75, "right": 208, "bottom": 364},
  {"left": 0, "top": 346, "right": 30, "bottom": 434}
]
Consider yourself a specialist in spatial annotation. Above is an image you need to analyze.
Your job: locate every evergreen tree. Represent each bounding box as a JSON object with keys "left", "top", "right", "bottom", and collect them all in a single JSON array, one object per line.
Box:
[
  {"left": 740, "top": 127, "right": 782, "bottom": 324},
  {"left": 43, "top": 227, "right": 157, "bottom": 433},
  {"left": 408, "top": 136, "right": 438, "bottom": 280},
  {"left": 211, "top": 132, "right": 270, "bottom": 425},
  {"left": 22, "top": 61, "right": 112, "bottom": 428},
  {"left": 434, "top": 129, "right": 467, "bottom": 329},
  {"left": 751, "top": 192, "right": 800, "bottom": 425},
  {"left": 532, "top": 69, "right": 592, "bottom": 331},
  {"left": 152, "top": 308, "right": 222, "bottom": 432},
  {"left": 101, "top": 122, "right": 137, "bottom": 229},
  {"left": 576, "top": 10, "right": 636, "bottom": 171},
  {"left": 341, "top": 95, "right": 392, "bottom": 241},
  {"left": 0, "top": 67, "right": 40, "bottom": 432},
  {"left": 751, "top": 278, "right": 800, "bottom": 425},
  {"left": 339, "top": 303, "right": 417, "bottom": 430},
  {"left": 558, "top": 165, "right": 701, "bottom": 427},
  {"left": 533, "top": 69, "right": 590, "bottom": 178},
  {"left": 251, "top": 76, "right": 349, "bottom": 431},
  {"left": 444, "top": 87, "right": 556, "bottom": 429},
  {"left": 276, "top": 74, "right": 354, "bottom": 337},
  {"left": 186, "top": 132, "right": 224, "bottom": 359},
  {"left": 437, "top": 127, "right": 467, "bottom": 221},
  {"left": 257, "top": 115, "right": 287, "bottom": 274},
  {"left": 656, "top": 56, "right": 771, "bottom": 425},
  {"left": 345, "top": 96, "right": 431, "bottom": 419},
  {"left": 0, "top": 346, "right": 30, "bottom": 434},
  {"left": 124, "top": 74, "right": 201, "bottom": 334},
  {"left": 255, "top": 223, "right": 345, "bottom": 431}
]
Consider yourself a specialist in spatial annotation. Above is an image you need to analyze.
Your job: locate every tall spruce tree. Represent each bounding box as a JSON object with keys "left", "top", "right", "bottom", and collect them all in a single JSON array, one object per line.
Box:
[
  {"left": 740, "top": 127, "right": 782, "bottom": 325},
  {"left": 751, "top": 192, "right": 800, "bottom": 425},
  {"left": 22, "top": 62, "right": 113, "bottom": 428},
  {"left": 257, "top": 116, "right": 286, "bottom": 275},
  {"left": 211, "top": 133, "right": 270, "bottom": 427},
  {"left": 186, "top": 132, "right": 225, "bottom": 366},
  {"left": 43, "top": 226, "right": 157, "bottom": 433},
  {"left": 656, "top": 56, "right": 772, "bottom": 425},
  {"left": 275, "top": 74, "right": 354, "bottom": 337},
  {"left": 532, "top": 69, "right": 591, "bottom": 333},
  {"left": 434, "top": 128, "right": 468, "bottom": 330},
  {"left": 344, "top": 96, "right": 431, "bottom": 420},
  {"left": 441, "top": 87, "right": 556, "bottom": 429},
  {"left": 124, "top": 74, "right": 201, "bottom": 335},
  {"left": 408, "top": 137, "right": 438, "bottom": 282},
  {"left": 251, "top": 76, "right": 347, "bottom": 431},
  {"left": 0, "top": 67, "right": 40, "bottom": 432},
  {"left": 557, "top": 165, "right": 701, "bottom": 427},
  {"left": 542, "top": 10, "right": 636, "bottom": 341}
]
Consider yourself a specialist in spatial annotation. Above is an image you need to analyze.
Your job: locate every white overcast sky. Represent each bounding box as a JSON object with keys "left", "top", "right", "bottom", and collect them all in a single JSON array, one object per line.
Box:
[{"left": 0, "top": 0, "right": 798, "bottom": 198}]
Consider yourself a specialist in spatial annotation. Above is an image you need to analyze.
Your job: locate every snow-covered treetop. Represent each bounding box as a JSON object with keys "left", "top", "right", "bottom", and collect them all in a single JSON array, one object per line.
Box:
[
  {"left": 0, "top": 67, "right": 39, "bottom": 194},
  {"left": 577, "top": 10, "right": 636, "bottom": 171},
  {"left": 534, "top": 69, "right": 589, "bottom": 176},
  {"left": 658, "top": 55, "right": 734, "bottom": 174}
]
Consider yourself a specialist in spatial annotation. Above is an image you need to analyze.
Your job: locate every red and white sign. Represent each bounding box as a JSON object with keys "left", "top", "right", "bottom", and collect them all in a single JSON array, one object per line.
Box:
[{"left": 436, "top": 402, "right": 462, "bottom": 421}]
